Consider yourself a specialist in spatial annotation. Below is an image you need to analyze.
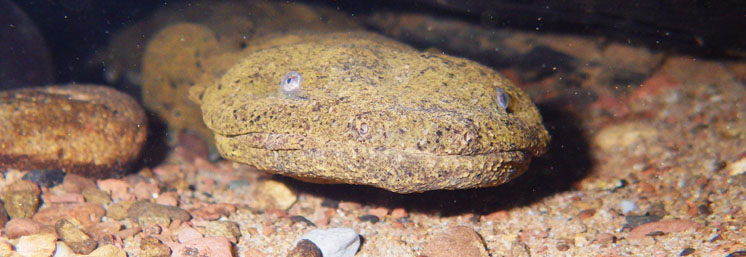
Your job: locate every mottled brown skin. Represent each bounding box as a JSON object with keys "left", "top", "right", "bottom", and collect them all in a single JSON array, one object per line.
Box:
[
  {"left": 140, "top": 1, "right": 361, "bottom": 144},
  {"left": 199, "top": 32, "right": 550, "bottom": 193},
  {"left": 0, "top": 85, "right": 147, "bottom": 177}
]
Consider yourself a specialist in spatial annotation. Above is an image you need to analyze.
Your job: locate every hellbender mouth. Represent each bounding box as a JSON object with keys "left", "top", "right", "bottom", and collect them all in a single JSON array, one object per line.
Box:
[
  {"left": 223, "top": 131, "right": 528, "bottom": 157},
  {"left": 215, "top": 131, "right": 531, "bottom": 193}
]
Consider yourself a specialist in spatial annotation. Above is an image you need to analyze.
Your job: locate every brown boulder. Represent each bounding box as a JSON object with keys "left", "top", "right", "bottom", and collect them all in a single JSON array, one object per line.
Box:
[{"left": 0, "top": 84, "right": 147, "bottom": 177}]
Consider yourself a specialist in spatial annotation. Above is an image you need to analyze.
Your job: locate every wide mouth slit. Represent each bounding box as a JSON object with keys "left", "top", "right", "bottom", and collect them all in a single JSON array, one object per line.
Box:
[{"left": 221, "top": 132, "right": 528, "bottom": 157}]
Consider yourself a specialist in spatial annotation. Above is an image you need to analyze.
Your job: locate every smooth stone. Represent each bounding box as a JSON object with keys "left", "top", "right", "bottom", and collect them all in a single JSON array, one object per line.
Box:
[
  {"left": 298, "top": 228, "right": 360, "bottom": 257},
  {"left": 0, "top": 85, "right": 147, "bottom": 177}
]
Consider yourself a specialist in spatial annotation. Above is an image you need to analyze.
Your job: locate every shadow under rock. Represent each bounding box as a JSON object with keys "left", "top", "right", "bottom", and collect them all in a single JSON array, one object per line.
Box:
[
  {"left": 281, "top": 102, "right": 593, "bottom": 216},
  {"left": 129, "top": 110, "right": 171, "bottom": 173}
]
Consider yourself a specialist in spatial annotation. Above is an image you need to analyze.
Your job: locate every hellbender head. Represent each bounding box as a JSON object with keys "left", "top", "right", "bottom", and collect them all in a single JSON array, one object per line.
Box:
[{"left": 197, "top": 32, "right": 549, "bottom": 193}]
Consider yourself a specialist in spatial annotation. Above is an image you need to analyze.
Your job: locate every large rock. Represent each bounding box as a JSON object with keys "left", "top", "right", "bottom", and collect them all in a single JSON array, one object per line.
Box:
[{"left": 0, "top": 84, "right": 147, "bottom": 177}]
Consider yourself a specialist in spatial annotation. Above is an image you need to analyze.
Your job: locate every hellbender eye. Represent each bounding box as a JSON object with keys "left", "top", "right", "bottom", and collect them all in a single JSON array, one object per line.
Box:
[
  {"left": 280, "top": 71, "right": 303, "bottom": 95},
  {"left": 495, "top": 87, "right": 510, "bottom": 111}
]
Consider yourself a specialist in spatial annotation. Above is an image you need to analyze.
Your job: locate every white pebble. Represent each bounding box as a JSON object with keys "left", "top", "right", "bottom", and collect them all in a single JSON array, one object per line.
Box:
[
  {"left": 298, "top": 228, "right": 360, "bottom": 257},
  {"left": 619, "top": 200, "right": 638, "bottom": 214}
]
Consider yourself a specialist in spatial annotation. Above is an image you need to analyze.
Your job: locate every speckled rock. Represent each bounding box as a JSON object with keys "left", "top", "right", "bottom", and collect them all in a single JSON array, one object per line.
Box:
[
  {"left": 139, "top": 236, "right": 171, "bottom": 257},
  {"left": 0, "top": 85, "right": 147, "bottom": 177},
  {"left": 82, "top": 188, "right": 111, "bottom": 205},
  {"left": 205, "top": 221, "right": 241, "bottom": 243},
  {"left": 127, "top": 201, "right": 191, "bottom": 227},
  {"left": 83, "top": 244, "right": 127, "bottom": 257},
  {"left": 422, "top": 226, "right": 489, "bottom": 257},
  {"left": 250, "top": 179, "right": 298, "bottom": 210},
  {"left": 140, "top": 1, "right": 361, "bottom": 144},
  {"left": 1, "top": 179, "right": 40, "bottom": 219},
  {"left": 287, "top": 239, "right": 322, "bottom": 257},
  {"left": 105, "top": 200, "right": 134, "bottom": 221},
  {"left": 197, "top": 32, "right": 550, "bottom": 193},
  {"left": 56, "top": 218, "right": 97, "bottom": 254}
]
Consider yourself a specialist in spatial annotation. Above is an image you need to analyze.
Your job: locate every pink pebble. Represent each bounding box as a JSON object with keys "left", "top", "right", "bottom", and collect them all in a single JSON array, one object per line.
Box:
[
  {"left": 4, "top": 218, "right": 42, "bottom": 239},
  {"left": 42, "top": 193, "right": 85, "bottom": 204},
  {"left": 368, "top": 207, "right": 389, "bottom": 220},
  {"left": 156, "top": 192, "right": 179, "bottom": 206},
  {"left": 171, "top": 237, "right": 232, "bottom": 257},
  {"left": 97, "top": 179, "right": 135, "bottom": 201},
  {"left": 177, "top": 225, "right": 204, "bottom": 243},
  {"left": 133, "top": 181, "right": 160, "bottom": 200},
  {"left": 390, "top": 208, "right": 408, "bottom": 220}
]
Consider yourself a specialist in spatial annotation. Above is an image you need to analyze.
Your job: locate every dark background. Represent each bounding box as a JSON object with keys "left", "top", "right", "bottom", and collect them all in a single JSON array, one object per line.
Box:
[{"left": 8, "top": 0, "right": 746, "bottom": 85}]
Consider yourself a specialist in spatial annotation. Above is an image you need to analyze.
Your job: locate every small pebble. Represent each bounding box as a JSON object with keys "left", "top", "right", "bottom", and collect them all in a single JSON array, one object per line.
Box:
[
  {"left": 22, "top": 169, "right": 65, "bottom": 188},
  {"left": 726, "top": 251, "right": 746, "bottom": 257},
  {"left": 205, "top": 221, "right": 241, "bottom": 243},
  {"left": 56, "top": 218, "right": 98, "bottom": 254},
  {"left": 298, "top": 228, "right": 360, "bottom": 257},
  {"left": 287, "top": 239, "right": 322, "bottom": 257},
  {"left": 321, "top": 199, "right": 340, "bottom": 209},
  {"left": 509, "top": 241, "right": 531, "bottom": 257},
  {"left": 619, "top": 200, "right": 639, "bottom": 215},
  {"left": 171, "top": 236, "right": 233, "bottom": 257},
  {"left": 82, "top": 188, "right": 112, "bottom": 205},
  {"left": 140, "top": 236, "right": 172, "bottom": 257},
  {"left": 726, "top": 155, "right": 746, "bottom": 176},
  {"left": 105, "top": 201, "right": 135, "bottom": 221},
  {"left": 625, "top": 215, "right": 662, "bottom": 229},
  {"left": 177, "top": 225, "right": 204, "bottom": 243},
  {"left": 358, "top": 214, "right": 380, "bottom": 224},
  {"left": 679, "top": 247, "right": 695, "bottom": 256},
  {"left": 1, "top": 179, "right": 40, "bottom": 219},
  {"left": 97, "top": 179, "right": 135, "bottom": 201},
  {"left": 87, "top": 221, "right": 123, "bottom": 241},
  {"left": 127, "top": 201, "right": 191, "bottom": 225},
  {"left": 367, "top": 207, "right": 388, "bottom": 220},
  {"left": 62, "top": 174, "right": 97, "bottom": 193},
  {"left": 556, "top": 244, "right": 570, "bottom": 251},
  {"left": 33, "top": 203, "right": 105, "bottom": 227},
  {"left": 4, "top": 218, "right": 41, "bottom": 239},
  {"left": 422, "top": 226, "right": 489, "bottom": 257},
  {"left": 290, "top": 215, "right": 316, "bottom": 227},
  {"left": 190, "top": 203, "right": 236, "bottom": 220},
  {"left": 629, "top": 219, "right": 703, "bottom": 240},
  {"left": 155, "top": 192, "right": 178, "bottom": 206},
  {"left": 244, "top": 247, "right": 267, "bottom": 257},
  {"left": 390, "top": 208, "right": 408, "bottom": 219},
  {"left": 133, "top": 181, "right": 160, "bottom": 200},
  {"left": 55, "top": 241, "right": 77, "bottom": 257},
  {"left": 14, "top": 233, "right": 57, "bottom": 257},
  {"left": 250, "top": 179, "right": 298, "bottom": 210},
  {"left": 578, "top": 209, "right": 596, "bottom": 220},
  {"left": 593, "top": 233, "right": 616, "bottom": 245},
  {"left": 84, "top": 244, "right": 127, "bottom": 257},
  {"left": 43, "top": 192, "right": 85, "bottom": 204},
  {"left": 0, "top": 203, "right": 8, "bottom": 227}
]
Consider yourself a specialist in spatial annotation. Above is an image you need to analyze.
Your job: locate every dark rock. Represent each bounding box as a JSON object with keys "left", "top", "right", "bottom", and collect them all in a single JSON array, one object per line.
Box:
[
  {"left": 358, "top": 214, "right": 380, "bottom": 224},
  {"left": 287, "top": 239, "right": 322, "bottom": 257},
  {"left": 22, "top": 169, "right": 66, "bottom": 188}
]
